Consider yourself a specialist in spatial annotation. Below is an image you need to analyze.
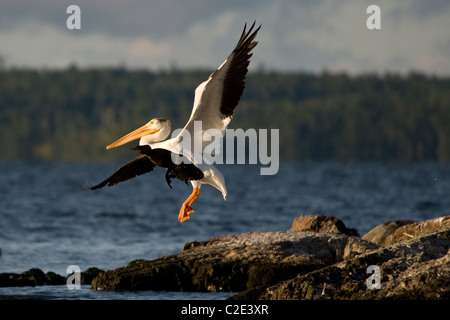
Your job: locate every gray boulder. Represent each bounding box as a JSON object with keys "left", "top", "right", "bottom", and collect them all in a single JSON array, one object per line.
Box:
[
  {"left": 290, "top": 213, "right": 359, "bottom": 236},
  {"left": 232, "top": 216, "right": 450, "bottom": 300},
  {"left": 92, "top": 214, "right": 372, "bottom": 292}
]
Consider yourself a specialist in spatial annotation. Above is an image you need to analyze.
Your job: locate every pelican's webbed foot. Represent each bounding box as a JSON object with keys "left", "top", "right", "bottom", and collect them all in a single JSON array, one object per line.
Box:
[{"left": 178, "top": 188, "right": 200, "bottom": 223}]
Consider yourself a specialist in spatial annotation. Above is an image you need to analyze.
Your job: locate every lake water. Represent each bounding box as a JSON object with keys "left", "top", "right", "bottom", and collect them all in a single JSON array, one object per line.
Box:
[{"left": 0, "top": 161, "right": 449, "bottom": 299}]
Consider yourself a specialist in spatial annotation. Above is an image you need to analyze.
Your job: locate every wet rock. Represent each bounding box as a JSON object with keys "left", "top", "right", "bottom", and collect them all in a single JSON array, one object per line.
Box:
[
  {"left": 81, "top": 267, "right": 104, "bottom": 285},
  {"left": 232, "top": 216, "right": 450, "bottom": 300},
  {"left": 92, "top": 229, "right": 372, "bottom": 292},
  {"left": 43, "top": 271, "right": 66, "bottom": 285},
  {"left": 0, "top": 268, "right": 66, "bottom": 287},
  {"left": 290, "top": 213, "right": 359, "bottom": 236},
  {"left": 0, "top": 266, "right": 103, "bottom": 288},
  {"left": 0, "top": 273, "right": 34, "bottom": 287}
]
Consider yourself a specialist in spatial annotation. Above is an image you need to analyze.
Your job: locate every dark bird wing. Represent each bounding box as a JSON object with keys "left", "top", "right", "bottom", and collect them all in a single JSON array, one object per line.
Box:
[
  {"left": 175, "top": 22, "right": 261, "bottom": 151},
  {"left": 89, "top": 146, "right": 204, "bottom": 191},
  {"left": 89, "top": 155, "right": 155, "bottom": 190}
]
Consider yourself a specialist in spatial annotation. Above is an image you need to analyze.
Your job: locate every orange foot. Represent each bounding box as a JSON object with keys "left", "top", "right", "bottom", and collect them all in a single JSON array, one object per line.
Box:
[
  {"left": 186, "top": 205, "right": 194, "bottom": 215},
  {"left": 178, "top": 188, "right": 200, "bottom": 223},
  {"left": 178, "top": 205, "right": 194, "bottom": 223}
]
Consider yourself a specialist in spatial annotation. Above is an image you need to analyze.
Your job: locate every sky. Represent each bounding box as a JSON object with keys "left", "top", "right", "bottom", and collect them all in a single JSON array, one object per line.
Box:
[{"left": 0, "top": 0, "right": 449, "bottom": 75}]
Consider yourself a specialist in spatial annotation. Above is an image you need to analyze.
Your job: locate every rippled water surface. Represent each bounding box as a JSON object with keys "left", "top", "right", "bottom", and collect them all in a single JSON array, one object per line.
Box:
[{"left": 0, "top": 161, "right": 449, "bottom": 299}]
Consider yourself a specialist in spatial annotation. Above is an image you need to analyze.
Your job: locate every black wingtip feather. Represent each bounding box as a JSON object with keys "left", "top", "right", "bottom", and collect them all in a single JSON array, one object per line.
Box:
[
  {"left": 219, "top": 22, "right": 260, "bottom": 118},
  {"left": 89, "top": 154, "right": 156, "bottom": 190}
]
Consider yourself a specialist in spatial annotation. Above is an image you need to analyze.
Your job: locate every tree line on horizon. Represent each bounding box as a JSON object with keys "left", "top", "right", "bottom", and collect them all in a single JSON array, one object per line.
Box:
[{"left": 0, "top": 67, "right": 449, "bottom": 163}]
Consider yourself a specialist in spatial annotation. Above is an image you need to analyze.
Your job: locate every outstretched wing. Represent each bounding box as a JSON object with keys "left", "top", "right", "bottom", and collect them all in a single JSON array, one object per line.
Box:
[
  {"left": 89, "top": 155, "right": 155, "bottom": 190},
  {"left": 89, "top": 145, "right": 205, "bottom": 191},
  {"left": 175, "top": 22, "right": 260, "bottom": 152}
]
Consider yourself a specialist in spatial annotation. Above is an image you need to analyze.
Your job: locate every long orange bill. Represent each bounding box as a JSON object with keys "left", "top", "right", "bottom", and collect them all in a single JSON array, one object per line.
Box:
[{"left": 106, "top": 124, "right": 160, "bottom": 149}]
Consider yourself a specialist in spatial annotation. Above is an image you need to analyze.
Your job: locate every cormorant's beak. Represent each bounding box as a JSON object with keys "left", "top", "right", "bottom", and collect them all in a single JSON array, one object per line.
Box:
[
  {"left": 130, "top": 145, "right": 152, "bottom": 156},
  {"left": 106, "top": 123, "right": 160, "bottom": 149}
]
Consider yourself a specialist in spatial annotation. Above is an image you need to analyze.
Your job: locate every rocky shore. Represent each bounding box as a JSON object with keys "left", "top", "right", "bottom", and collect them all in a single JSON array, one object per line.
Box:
[
  {"left": 90, "top": 213, "right": 449, "bottom": 299},
  {"left": 1, "top": 214, "right": 449, "bottom": 299},
  {"left": 234, "top": 215, "right": 450, "bottom": 299},
  {"left": 0, "top": 267, "right": 103, "bottom": 288}
]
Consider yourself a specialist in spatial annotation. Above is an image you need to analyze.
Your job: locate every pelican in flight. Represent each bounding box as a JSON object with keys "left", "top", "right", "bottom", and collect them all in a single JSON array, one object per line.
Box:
[{"left": 90, "top": 22, "right": 260, "bottom": 222}]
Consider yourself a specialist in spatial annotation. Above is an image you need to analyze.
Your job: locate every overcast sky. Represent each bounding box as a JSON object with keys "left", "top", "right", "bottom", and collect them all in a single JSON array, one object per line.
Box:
[{"left": 1, "top": 0, "right": 449, "bottom": 75}]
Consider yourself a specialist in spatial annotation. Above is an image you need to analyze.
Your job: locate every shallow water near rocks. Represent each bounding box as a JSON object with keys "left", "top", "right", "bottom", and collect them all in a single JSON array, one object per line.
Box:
[
  {"left": 0, "top": 285, "right": 234, "bottom": 300},
  {"left": 0, "top": 161, "right": 449, "bottom": 299}
]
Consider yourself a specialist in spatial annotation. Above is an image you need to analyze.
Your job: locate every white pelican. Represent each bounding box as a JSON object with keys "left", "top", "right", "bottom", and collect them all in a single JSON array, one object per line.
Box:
[{"left": 90, "top": 22, "right": 260, "bottom": 222}]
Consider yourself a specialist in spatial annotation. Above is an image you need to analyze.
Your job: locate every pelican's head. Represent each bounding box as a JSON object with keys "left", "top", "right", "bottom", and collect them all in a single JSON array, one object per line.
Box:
[{"left": 106, "top": 118, "right": 171, "bottom": 149}]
